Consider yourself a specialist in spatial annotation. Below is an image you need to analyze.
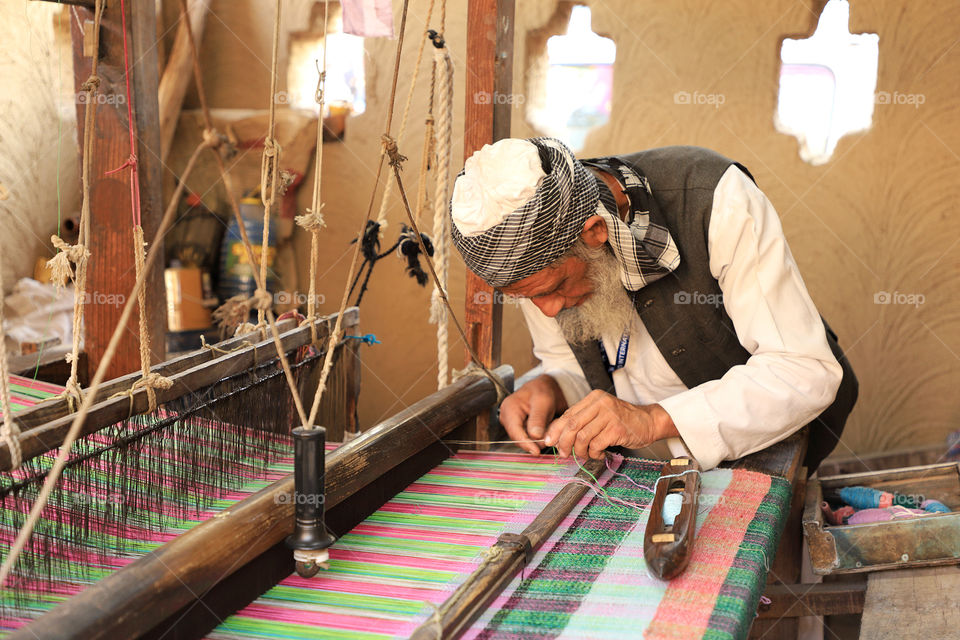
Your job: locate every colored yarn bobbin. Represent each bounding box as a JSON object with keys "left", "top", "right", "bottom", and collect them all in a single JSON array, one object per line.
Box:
[
  {"left": 662, "top": 493, "right": 683, "bottom": 526},
  {"left": 921, "top": 499, "right": 950, "bottom": 513},
  {"left": 838, "top": 486, "right": 894, "bottom": 509}
]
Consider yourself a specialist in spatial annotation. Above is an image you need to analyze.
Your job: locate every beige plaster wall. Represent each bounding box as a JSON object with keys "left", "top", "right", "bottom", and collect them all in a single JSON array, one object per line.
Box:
[{"left": 170, "top": 0, "right": 960, "bottom": 456}]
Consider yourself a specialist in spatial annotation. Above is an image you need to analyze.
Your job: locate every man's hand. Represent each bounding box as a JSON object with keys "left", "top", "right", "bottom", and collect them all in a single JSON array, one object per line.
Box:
[
  {"left": 498, "top": 374, "right": 569, "bottom": 455},
  {"left": 543, "top": 390, "right": 679, "bottom": 459}
]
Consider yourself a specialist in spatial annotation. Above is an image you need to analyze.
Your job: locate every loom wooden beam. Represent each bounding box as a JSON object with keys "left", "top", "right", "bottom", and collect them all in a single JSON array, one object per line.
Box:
[
  {"left": 70, "top": 0, "right": 165, "bottom": 381},
  {"left": 30, "top": 0, "right": 95, "bottom": 7},
  {"left": 463, "top": 0, "right": 514, "bottom": 444},
  {"left": 12, "top": 365, "right": 513, "bottom": 640},
  {"left": 409, "top": 458, "right": 606, "bottom": 640},
  {"left": 158, "top": 0, "right": 209, "bottom": 162},
  {"left": 755, "top": 580, "right": 866, "bottom": 619},
  {"left": 0, "top": 309, "right": 359, "bottom": 471}
]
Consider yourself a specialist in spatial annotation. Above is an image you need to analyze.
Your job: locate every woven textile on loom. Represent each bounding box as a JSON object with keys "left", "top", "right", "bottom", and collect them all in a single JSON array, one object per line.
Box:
[
  {"left": 0, "top": 414, "right": 310, "bottom": 633},
  {"left": 0, "top": 375, "right": 64, "bottom": 418},
  {"left": 208, "top": 453, "right": 790, "bottom": 640}
]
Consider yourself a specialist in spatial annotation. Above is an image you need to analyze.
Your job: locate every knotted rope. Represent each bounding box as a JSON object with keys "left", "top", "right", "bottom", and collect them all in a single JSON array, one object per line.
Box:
[
  {"left": 256, "top": 0, "right": 284, "bottom": 330},
  {"left": 295, "top": 0, "right": 331, "bottom": 347},
  {"left": 48, "top": 0, "right": 106, "bottom": 412},
  {"left": 132, "top": 225, "right": 171, "bottom": 412},
  {"left": 302, "top": 0, "right": 414, "bottom": 430},
  {"left": 430, "top": 26, "right": 454, "bottom": 389},
  {"left": 47, "top": 236, "right": 89, "bottom": 288},
  {"left": 0, "top": 117, "right": 222, "bottom": 587},
  {"left": 178, "top": 0, "right": 309, "bottom": 431},
  {"left": 373, "top": 0, "right": 437, "bottom": 230}
]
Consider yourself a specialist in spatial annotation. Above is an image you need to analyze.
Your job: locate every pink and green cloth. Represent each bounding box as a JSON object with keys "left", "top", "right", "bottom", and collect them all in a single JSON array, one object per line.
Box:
[
  {"left": 0, "top": 374, "right": 63, "bottom": 419},
  {"left": 210, "top": 454, "right": 790, "bottom": 640}
]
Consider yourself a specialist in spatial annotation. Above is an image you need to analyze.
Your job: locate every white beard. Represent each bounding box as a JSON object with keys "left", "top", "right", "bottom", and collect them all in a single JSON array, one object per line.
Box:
[{"left": 555, "top": 243, "right": 636, "bottom": 343}]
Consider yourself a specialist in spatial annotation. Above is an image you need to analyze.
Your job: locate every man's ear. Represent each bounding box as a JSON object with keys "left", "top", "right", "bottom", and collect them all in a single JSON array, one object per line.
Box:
[{"left": 580, "top": 215, "right": 608, "bottom": 248}]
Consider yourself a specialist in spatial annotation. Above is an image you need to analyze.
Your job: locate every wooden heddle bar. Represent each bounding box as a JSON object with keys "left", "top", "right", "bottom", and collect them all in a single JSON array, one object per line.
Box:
[
  {"left": 0, "top": 308, "right": 359, "bottom": 471},
  {"left": 11, "top": 364, "right": 514, "bottom": 640}
]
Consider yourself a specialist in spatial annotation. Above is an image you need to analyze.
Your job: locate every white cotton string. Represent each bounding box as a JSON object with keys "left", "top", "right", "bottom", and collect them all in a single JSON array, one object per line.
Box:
[{"left": 430, "top": 44, "right": 454, "bottom": 389}]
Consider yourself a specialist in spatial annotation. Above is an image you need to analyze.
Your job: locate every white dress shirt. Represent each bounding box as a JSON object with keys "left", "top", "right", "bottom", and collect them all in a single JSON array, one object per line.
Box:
[{"left": 519, "top": 165, "right": 842, "bottom": 470}]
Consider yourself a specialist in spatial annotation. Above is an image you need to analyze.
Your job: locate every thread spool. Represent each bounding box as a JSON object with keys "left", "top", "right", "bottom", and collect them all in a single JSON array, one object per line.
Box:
[
  {"left": 921, "top": 499, "right": 950, "bottom": 513},
  {"left": 662, "top": 493, "right": 683, "bottom": 526}
]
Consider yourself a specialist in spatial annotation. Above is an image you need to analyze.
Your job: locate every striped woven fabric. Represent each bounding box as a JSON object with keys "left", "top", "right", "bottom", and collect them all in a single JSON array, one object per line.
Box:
[
  {"left": 465, "top": 457, "right": 791, "bottom": 640},
  {"left": 210, "top": 454, "right": 789, "bottom": 640},
  {"left": 208, "top": 451, "right": 600, "bottom": 640},
  {"left": 0, "top": 419, "right": 300, "bottom": 634},
  {"left": 0, "top": 374, "right": 63, "bottom": 418}
]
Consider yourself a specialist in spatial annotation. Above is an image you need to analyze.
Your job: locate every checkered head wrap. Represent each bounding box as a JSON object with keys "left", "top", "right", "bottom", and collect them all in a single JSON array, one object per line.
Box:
[
  {"left": 449, "top": 137, "right": 598, "bottom": 287},
  {"left": 450, "top": 137, "right": 680, "bottom": 289}
]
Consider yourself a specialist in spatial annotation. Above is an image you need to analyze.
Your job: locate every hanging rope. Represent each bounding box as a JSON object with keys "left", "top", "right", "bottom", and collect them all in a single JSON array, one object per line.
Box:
[
  {"left": 373, "top": 0, "right": 437, "bottom": 230},
  {"left": 46, "top": 0, "right": 106, "bottom": 411},
  {"left": 430, "top": 24, "right": 454, "bottom": 389},
  {"left": 178, "top": 0, "right": 308, "bottom": 430},
  {"left": 303, "top": 0, "right": 414, "bottom": 430},
  {"left": 294, "top": 0, "right": 330, "bottom": 347},
  {"left": 0, "top": 268, "right": 22, "bottom": 470},
  {"left": 382, "top": 137, "right": 510, "bottom": 402},
  {"left": 256, "top": 0, "right": 284, "bottom": 330},
  {"left": 114, "top": 0, "right": 171, "bottom": 411},
  {"left": 131, "top": 226, "right": 172, "bottom": 411},
  {"left": 0, "top": 131, "right": 220, "bottom": 587}
]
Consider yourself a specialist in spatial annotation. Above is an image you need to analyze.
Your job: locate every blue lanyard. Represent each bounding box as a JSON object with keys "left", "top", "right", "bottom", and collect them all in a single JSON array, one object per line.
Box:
[{"left": 598, "top": 334, "right": 630, "bottom": 374}]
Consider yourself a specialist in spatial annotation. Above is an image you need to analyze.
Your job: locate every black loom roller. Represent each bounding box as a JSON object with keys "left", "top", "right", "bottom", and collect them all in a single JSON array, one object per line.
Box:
[
  {"left": 643, "top": 457, "right": 701, "bottom": 580},
  {"left": 286, "top": 426, "right": 336, "bottom": 578}
]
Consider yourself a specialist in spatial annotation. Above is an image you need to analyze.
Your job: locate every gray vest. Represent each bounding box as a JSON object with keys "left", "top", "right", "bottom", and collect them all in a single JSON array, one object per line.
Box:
[{"left": 567, "top": 146, "right": 857, "bottom": 471}]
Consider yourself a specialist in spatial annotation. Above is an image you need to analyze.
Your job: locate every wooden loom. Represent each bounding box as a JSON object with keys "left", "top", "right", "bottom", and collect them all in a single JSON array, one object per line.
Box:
[{"left": 0, "top": 1, "right": 813, "bottom": 638}]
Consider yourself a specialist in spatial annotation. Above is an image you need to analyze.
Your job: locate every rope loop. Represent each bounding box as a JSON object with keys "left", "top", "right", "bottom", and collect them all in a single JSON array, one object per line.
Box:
[
  {"left": 427, "top": 29, "right": 445, "bottom": 48},
  {"left": 104, "top": 154, "right": 137, "bottom": 176},
  {"left": 47, "top": 236, "right": 90, "bottom": 288},
  {"left": 452, "top": 363, "right": 510, "bottom": 404},
  {"left": 80, "top": 74, "right": 101, "bottom": 92},
  {"left": 252, "top": 288, "right": 274, "bottom": 311},
  {"left": 202, "top": 127, "right": 222, "bottom": 148},
  {"left": 381, "top": 134, "right": 407, "bottom": 170},
  {"left": 260, "top": 137, "right": 282, "bottom": 205},
  {"left": 295, "top": 203, "right": 326, "bottom": 232},
  {"left": 314, "top": 61, "right": 327, "bottom": 104},
  {"left": 61, "top": 379, "right": 84, "bottom": 413}
]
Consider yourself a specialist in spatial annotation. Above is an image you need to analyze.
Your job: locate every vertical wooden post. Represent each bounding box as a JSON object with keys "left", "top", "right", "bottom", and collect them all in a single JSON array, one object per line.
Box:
[
  {"left": 70, "top": 0, "right": 165, "bottom": 380},
  {"left": 463, "top": 0, "right": 514, "bottom": 443}
]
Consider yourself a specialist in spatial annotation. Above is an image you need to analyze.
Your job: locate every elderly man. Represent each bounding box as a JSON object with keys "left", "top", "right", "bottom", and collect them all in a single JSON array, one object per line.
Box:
[{"left": 449, "top": 137, "right": 857, "bottom": 472}]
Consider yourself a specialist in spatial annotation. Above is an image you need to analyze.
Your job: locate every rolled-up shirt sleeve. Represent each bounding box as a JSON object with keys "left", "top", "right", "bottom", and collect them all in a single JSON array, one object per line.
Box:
[
  {"left": 658, "top": 166, "right": 842, "bottom": 469},
  {"left": 517, "top": 299, "right": 593, "bottom": 406}
]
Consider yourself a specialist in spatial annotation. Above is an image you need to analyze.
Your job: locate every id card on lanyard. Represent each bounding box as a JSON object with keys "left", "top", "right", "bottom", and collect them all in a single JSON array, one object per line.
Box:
[{"left": 599, "top": 334, "right": 630, "bottom": 374}]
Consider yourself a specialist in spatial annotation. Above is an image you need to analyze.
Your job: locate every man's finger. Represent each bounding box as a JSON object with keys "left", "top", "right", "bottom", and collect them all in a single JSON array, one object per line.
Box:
[
  {"left": 551, "top": 402, "right": 601, "bottom": 457},
  {"left": 525, "top": 392, "right": 554, "bottom": 439},
  {"left": 559, "top": 406, "right": 604, "bottom": 458},
  {"left": 499, "top": 399, "right": 540, "bottom": 456},
  {"left": 587, "top": 427, "right": 618, "bottom": 459}
]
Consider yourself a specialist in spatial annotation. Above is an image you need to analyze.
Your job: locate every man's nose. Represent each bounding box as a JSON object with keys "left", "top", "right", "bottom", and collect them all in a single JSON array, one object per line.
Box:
[{"left": 532, "top": 296, "right": 564, "bottom": 317}]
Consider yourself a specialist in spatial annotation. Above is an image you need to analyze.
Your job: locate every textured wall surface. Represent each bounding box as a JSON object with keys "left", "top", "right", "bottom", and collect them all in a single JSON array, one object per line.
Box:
[
  {"left": 0, "top": 4, "right": 78, "bottom": 295},
  {"left": 170, "top": 0, "right": 960, "bottom": 456}
]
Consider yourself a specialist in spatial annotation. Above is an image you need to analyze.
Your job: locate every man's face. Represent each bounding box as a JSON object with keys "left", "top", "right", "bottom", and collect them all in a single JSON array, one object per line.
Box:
[{"left": 501, "top": 256, "right": 594, "bottom": 317}]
